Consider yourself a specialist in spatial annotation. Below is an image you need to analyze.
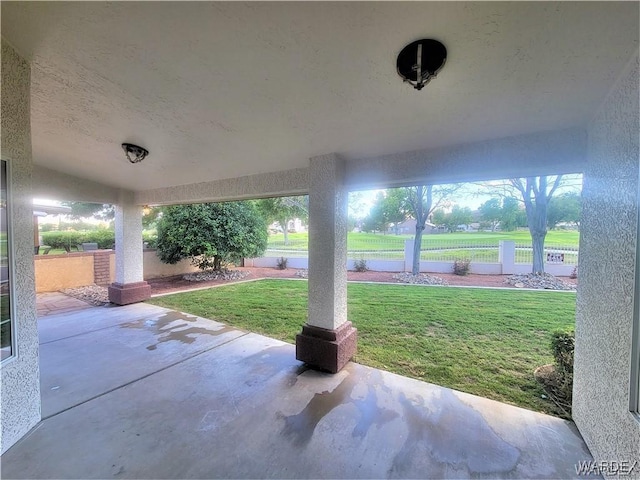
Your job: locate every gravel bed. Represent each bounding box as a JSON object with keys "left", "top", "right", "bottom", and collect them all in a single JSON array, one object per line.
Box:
[
  {"left": 62, "top": 285, "right": 110, "bottom": 306},
  {"left": 504, "top": 273, "right": 576, "bottom": 290},
  {"left": 183, "top": 269, "right": 250, "bottom": 282},
  {"left": 295, "top": 269, "right": 308, "bottom": 279},
  {"left": 392, "top": 272, "right": 449, "bottom": 286}
]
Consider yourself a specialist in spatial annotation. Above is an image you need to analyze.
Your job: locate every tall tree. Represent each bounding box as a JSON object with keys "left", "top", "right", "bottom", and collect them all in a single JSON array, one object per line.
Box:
[
  {"left": 362, "top": 190, "right": 407, "bottom": 234},
  {"left": 156, "top": 202, "right": 267, "bottom": 271},
  {"left": 61, "top": 201, "right": 114, "bottom": 221},
  {"left": 500, "top": 196, "right": 526, "bottom": 232},
  {"left": 547, "top": 192, "right": 581, "bottom": 229},
  {"left": 256, "top": 196, "right": 308, "bottom": 245},
  {"left": 510, "top": 177, "right": 563, "bottom": 273},
  {"left": 479, "top": 175, "right": 582, "bottom": 273},
  {"left": 401, "top": 184, "right": 460, "bottom": 274},
  {"left": 383, "top": 189, "right": 409, "bottom": 234},
  {"left": 434, "top": 205, "right": 473, "bottom": 233},
  {"left": 478, "top": 198, "right": 502, "bottom": 231}
]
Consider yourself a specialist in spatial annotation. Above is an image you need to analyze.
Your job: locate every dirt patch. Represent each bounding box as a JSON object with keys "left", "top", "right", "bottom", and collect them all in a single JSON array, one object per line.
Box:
[{"left": 147, "top": 267, "right": 578, "bottom": 295}]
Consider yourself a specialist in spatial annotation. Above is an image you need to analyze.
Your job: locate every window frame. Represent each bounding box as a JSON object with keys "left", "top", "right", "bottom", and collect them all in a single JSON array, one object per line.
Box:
[
  {"left": 630, "top": 179, "right": 640, "bottom": 416},
  {"left": 0, "top": 158, "right": 17, "bottom": 365}
]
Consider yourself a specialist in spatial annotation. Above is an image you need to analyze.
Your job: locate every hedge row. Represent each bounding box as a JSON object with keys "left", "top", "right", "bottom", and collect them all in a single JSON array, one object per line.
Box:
[
  {"left": 41, "top": 230, "right": 158, "bottom": 251},
  {"left": 41, "top": 230, "right": 115, "bottom": 251}
]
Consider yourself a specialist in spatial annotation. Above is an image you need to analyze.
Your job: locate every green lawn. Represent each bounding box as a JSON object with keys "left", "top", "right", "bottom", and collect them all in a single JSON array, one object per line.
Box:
[
  {"left": 267, "top": 231, "right": 580, "bottom": 250},
  {"left": 148, "top": 280, "right": 575, "bottom": 416}
]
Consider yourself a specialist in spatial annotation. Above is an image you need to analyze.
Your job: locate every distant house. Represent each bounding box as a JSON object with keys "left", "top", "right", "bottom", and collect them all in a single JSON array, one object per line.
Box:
[{"left": 389, "top": 219, "right": 438, "bottom": 235}]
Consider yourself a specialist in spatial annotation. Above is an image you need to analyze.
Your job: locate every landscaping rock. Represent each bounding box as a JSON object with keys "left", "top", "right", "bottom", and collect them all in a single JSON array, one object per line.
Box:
[
  {"left": 504, "top": 273, "right": 576, "bottom": 291},
  {"left": 392, "top": 272, "right": 449, "bottom": 286},
  {"left": 62, "top": 285, "right": 110, "bottom": 306},
  {"left": 295, "top": 269, "right": 308, "bottom": 279},
  {"left": 183, "top": 269, "right": 250, "bottom": 282}
]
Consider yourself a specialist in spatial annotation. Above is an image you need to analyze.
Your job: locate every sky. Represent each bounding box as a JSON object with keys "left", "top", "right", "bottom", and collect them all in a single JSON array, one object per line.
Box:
[
  {"left": 348, "top": 174, "right": 583, "bottom": 218},
  {"left": 35, "top": 174, "right": 583, "bottom": 222}
]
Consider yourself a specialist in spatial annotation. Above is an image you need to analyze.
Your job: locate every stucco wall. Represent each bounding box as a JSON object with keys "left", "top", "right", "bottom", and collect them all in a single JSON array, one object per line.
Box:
[
  {"left": 34, "top": 254, "right": 95, "bottom": 293},
  {"left": 0, "top": 41, "right": 41, "bottom": 454},
  {"left": 135, "top": 129, "right": 586, "bottom": 207},
  {"left": 142, "top": 250, "right": 199, "bottom": 279},
  {"left": 573, "top": 51, "right": 640, "bottom": 466}
]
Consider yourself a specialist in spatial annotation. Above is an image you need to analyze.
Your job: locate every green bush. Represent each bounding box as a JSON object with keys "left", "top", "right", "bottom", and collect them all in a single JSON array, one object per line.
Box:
[
  {"left": 143, "top": 231, "right": 158, "bottom": 249},
  {"left": 41, "top": 231, "right": 85, "bottom": 252},
  {"left": 453, "top": 258, "right": 471, "bottom": 276},
  {"left": 83, "top": 229, "right": 115, "bottom": 249},
  {"left": 353, "top": 258, "right": 369, "bottom": 272}
]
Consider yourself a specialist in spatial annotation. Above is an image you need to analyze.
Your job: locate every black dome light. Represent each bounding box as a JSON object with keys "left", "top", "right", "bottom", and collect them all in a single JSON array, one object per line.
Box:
[{"left": 396, "top": 39, "right": 447, "bottom": 91}]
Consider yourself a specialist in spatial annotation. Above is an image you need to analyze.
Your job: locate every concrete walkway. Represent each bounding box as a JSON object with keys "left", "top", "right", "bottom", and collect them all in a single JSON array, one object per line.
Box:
[
  {"left": 3, "top": 303, "right": 593, "bottom": 478},
  {"left": 36, "top": 291, "right": 94, "bottom": 317}
]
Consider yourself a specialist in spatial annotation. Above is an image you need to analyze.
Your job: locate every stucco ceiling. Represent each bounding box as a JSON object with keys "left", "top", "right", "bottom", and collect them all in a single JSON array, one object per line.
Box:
[{"left": 1, "top": 2, "right": 638, "bottom": 192}]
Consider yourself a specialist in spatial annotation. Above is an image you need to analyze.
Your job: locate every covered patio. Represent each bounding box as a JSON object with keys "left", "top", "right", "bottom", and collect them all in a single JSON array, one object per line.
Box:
[
  {"left": 1, "top": 1, "right": 638, "bottom": 473},
  {"left": 3, "top": 301, "right": 591, "bottom": 479}
]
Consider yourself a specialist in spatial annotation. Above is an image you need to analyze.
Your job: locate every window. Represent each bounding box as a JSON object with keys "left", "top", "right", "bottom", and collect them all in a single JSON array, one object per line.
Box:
[{"left": 0, "top": 159, "right": 13, "bottom": 362}]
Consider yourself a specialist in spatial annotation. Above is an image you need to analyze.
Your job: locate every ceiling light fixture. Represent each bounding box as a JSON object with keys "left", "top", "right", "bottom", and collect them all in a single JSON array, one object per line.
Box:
[
  {"left": 122, "top": 143, "right": 149, "bottom": 164},
  {"left": 397, "top": 39, "right": 447, "bottom": 91}
]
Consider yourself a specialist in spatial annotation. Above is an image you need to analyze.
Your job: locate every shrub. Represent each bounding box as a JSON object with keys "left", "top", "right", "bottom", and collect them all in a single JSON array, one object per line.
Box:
[
  {"left": 83, "top": 229, "right": 115, "bottom": 249},
  {"left": 570, "top": 266, "right": 578, "bottom": 279},
  {"left": 156, "top": 202, "right": 267, "bottom": 271},
  {"left": 143, "top": 231, "right": 158, "bottom": 249},
  {"left": 551, "top": 330, "right": 574, "bottom": 403},
  {"left": 453, "top": 258, "right": 470, "bottom": 276},
  {"left": 41, "top": 231, "right": 85, "bottom": 252},
  {"left": 353, "top": 258, "right": 368, "bottom": 272},
  {"left": 276, "top": 257, "right": 288, "bottom": 270}
]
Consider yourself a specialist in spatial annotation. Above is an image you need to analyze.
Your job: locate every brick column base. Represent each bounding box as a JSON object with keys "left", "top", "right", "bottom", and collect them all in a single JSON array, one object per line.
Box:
[
  {"left": 93, "top": 250, "right": 113, "bottom": 286},
  {"left": 108, "top": 281, "right": 151, "bottom": 305},
  {"left": 296, "top": 321, "right": 357, "bottom": 373}
]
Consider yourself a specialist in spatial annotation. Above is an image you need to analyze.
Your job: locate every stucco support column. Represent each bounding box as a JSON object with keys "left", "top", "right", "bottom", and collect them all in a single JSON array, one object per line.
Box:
[
  {"left": 108, "top": 190, "right": 150, "bottom": 305},
  {"left": 296, "top": 154, "right": 356, "bottom": 373}
]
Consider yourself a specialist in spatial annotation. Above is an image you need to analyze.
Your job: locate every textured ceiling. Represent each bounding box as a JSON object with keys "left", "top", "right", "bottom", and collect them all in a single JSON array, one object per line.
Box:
[{"left": 1, "top": 1, "right": 638, "bottom": 191}]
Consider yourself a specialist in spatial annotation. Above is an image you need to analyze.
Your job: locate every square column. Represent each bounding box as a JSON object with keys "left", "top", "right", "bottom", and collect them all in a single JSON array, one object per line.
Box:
[
  {"left": 296, "top": 153, "right": 356, "bottom": 373},
  {"left": 108, "top": 190, "right": 150, "bottom": 305}
]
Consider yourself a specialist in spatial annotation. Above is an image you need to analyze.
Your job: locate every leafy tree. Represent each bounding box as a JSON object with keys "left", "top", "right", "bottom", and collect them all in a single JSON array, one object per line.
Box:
[
  {"left": 156, "top": 202, "right": 267, "bottom": 271},
  {"left": 362, "top": 190, "right": 407, "bottom": 234},
  {"left": 362, "top": 192, "right": 388, "bottom": 233},
  {"left": 256, "top": 196, "right": 308, "bottom": 245},
  {"left": 435, "top": 205, "right": 473, "bottom": 233},
  {"left": 478, "top": 198, "right": 502, "bottom": 231},
  {"left": 142, "top": 206, "right": 163, "bottom": 229},
  {"left": 397, "top": 184, "right": 461, "bottom": 274},
  {"left": 510, "top": 177, "right": 563, "bottom": 273},
  {"left": 547, "top": 192, "right": 581, "bottom": 229},
  {"left": 61, "top": 201, "right": 115, "bottom": 221},
  {"left": 383, "top": 189, "right": 408, "bottom": 234},
  {"left": 431, "top": 209, "right": 447, "bottom": 229},
  {"left": 480, "top": 176, "right": 575, "bottom": 273},
  {"left": 500, "top": 197, "right": 527, "bottom": 231}
]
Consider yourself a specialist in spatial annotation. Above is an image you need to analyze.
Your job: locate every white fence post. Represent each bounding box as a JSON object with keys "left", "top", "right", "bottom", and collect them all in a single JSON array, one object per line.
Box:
[
  {"left": 404, "top": 239, "right": 414, "bottom": 272},
  {"left": 500, "top": 240, "right": 516, "bottom": 274}
]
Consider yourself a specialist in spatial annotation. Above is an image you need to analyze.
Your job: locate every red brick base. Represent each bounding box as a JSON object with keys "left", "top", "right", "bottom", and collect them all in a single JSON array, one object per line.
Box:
[
  {"left": 108, "top": 281, "right": 151, "bottom": 305},
  {"left": 295, "top": 321, "right": 357, "bottom": 373}
]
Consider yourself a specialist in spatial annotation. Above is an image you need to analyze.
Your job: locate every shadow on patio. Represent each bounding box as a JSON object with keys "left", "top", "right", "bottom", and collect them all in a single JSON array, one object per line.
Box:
[{"left": 2, "top": 299, "right": 593, "bottom": 479}]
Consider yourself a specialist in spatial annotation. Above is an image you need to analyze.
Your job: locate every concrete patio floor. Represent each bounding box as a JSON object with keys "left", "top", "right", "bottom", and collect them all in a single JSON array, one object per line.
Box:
[{"left": 2, "top": 300, "right": 594, "bottom": 479}]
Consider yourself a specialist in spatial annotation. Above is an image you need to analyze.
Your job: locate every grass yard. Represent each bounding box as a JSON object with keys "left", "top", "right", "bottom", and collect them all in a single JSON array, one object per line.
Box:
[
  {"left": 148, "top": 280, "right": 575, "bottom": 416},
  {"left": 267, "top": 231, "right": 579, "bottom": 255}
]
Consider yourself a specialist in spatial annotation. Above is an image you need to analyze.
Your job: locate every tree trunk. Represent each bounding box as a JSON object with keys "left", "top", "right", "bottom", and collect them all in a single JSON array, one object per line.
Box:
[
  {"left": 280, "top": 219, "right": 289, "bottom": 246},
  {"left": 412, "top": 226, "right": 424, "bottom": 274},
  {"left": 214, "top": 255, "right": 222, "bottom": 271},
  {"left": 531, "top": 232, "right": 546, "bottom": 274}
]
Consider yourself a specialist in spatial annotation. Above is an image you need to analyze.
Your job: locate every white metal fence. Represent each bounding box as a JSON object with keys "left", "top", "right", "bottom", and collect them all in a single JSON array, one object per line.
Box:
[{"left": 254, "top": 238, "right": 579, "bottom": 275}]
